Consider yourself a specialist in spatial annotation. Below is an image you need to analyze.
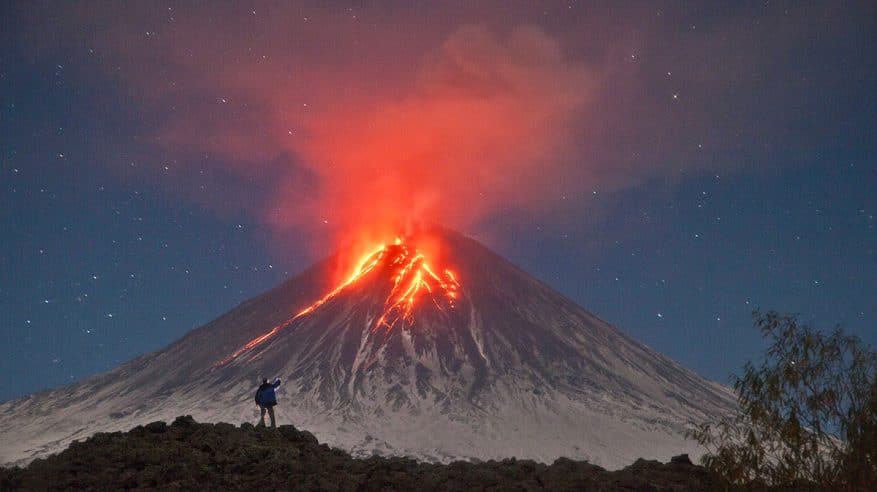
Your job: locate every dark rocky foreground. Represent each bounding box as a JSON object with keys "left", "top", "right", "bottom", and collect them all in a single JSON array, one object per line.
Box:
[{"left": 2, "top": 416, "right": 762, "bottom": 491}]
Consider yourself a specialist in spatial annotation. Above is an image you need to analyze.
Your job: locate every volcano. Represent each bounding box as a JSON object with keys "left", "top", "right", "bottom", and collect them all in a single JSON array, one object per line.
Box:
[{"left": 0, "top": 227, "right": 735, "bottom": 469}]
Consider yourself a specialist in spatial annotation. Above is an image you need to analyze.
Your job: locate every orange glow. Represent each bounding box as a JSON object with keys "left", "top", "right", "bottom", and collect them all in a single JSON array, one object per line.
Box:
[
  {"left": 256, "top": 26, "right": 593, "bottom": 253},
  {"left": 216, "top": 237, "right": 460, "bottom": 366}
]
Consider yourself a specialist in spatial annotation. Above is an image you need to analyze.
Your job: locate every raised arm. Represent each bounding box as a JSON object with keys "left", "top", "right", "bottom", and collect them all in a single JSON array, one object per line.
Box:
[{"left": 272, "top": 378, "right": 282, "bottom": 388}]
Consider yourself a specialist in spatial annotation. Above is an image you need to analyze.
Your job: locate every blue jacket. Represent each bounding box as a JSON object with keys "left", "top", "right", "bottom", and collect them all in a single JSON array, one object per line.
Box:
[{"left": 255, "top": 379, "right": 281, "bottom": 407}]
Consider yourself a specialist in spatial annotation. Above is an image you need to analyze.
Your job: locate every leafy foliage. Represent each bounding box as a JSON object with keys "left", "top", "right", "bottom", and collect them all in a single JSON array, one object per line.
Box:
[{"left": 689, "top": 311, "right": 877, "bottom": 489}]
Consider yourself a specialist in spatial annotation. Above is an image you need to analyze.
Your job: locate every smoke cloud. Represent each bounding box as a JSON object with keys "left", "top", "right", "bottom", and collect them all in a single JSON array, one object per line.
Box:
[
  {"left": 278, "top": 25, "right": 594, "bottom": 243},
  {"left": 20, "top": 2, "right": 834, "bottom": 259}
]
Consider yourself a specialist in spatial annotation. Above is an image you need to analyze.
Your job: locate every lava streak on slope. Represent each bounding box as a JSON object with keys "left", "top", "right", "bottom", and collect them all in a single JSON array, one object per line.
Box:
[
  {"left": 373, "top": 239, "right": 460, "bottom": 331},
  {"left": 216, "top": 238, "right": 460, "bottom": 366}
]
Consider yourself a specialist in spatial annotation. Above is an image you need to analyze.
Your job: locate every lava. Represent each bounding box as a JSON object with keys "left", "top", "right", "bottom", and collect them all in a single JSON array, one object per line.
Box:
[
  {"left": 216, "top": 238, "right": 460, "bottom": 366},
  {"left": 372, "top": 240, "right": 460, "bottom": 331}
]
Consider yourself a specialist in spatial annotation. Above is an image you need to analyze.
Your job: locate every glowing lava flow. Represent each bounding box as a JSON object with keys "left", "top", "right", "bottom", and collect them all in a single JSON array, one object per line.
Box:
[
  {"left": 216, "top": 239, "right": 460, "bottom": 366},
  {"left": 372, "top": 241, "right": 460, "bottom": 331}
]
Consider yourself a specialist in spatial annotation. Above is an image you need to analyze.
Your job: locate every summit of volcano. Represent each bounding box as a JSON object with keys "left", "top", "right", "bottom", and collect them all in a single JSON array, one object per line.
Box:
[{"left": 0, "top": 227, "right": 735, "bottom": 469}]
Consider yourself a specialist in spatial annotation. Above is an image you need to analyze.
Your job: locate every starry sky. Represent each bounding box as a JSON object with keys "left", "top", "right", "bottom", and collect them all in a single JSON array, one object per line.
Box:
[{"left": 2, "top": 1, "right": 875, "bottom": 402}]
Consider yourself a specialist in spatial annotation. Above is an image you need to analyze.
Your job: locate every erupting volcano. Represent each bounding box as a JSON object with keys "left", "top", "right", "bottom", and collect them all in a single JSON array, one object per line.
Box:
[{"left": 0, "top": 227, "right": 736, "bottom": 469}]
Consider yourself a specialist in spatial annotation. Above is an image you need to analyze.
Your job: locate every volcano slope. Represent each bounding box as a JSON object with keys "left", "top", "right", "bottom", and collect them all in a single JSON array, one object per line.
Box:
[{"left": 0, "top": 227, "right": 735, "bottom": 469}]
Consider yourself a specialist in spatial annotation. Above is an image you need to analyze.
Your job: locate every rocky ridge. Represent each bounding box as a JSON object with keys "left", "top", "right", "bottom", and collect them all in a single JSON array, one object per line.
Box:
[{"left": 0, "top": 416, "right": 777, "bottom": 491}]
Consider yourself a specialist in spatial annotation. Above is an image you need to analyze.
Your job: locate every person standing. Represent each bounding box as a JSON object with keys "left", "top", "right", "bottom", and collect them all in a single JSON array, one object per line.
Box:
[{"left": 254, "top": 377, "right": 282, "bottom": 428}]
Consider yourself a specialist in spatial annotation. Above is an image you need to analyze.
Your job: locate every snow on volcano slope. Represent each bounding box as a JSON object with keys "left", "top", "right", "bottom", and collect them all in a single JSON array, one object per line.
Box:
[{"left": 0, "top": 227, "right": 736, "bottom": 469}]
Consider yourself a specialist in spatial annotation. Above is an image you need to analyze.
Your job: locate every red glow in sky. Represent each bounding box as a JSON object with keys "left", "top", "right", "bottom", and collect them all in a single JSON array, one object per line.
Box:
[
  {"left": 36, "top": 2, "right": 815, "bottom": 259},
  {"left": 280, "top": 26, "right": 593, "bottom": 243},
  {"left": 40, "top": 6, "right": 600, "bottom": 253}
]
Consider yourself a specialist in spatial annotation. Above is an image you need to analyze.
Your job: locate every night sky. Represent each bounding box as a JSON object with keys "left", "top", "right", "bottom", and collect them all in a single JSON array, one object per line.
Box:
[{"left": 2, "top": 1, "right": 875, "bottom": 402}]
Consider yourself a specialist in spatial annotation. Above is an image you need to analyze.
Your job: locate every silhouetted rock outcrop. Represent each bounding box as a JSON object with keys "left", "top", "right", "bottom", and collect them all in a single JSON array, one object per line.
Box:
[{"left": 0, "top": 416, "right": 763, "bottom": 491}]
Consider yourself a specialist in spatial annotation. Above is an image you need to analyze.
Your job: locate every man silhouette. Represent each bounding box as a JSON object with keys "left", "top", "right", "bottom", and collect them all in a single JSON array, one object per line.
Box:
[{"left": 254, "top": 377, "right": 282, "bottom": 428}]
